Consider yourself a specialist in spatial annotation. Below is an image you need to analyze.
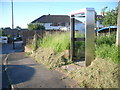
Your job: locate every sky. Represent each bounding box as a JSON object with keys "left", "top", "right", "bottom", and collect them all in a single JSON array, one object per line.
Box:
[{"left": 0, "top": 0, "right": 118, "bottom": 28}]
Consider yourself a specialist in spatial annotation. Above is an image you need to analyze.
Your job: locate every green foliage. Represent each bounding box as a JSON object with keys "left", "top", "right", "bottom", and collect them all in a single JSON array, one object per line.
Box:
[
  {"left": 39, "top": 32, "right": 70, "bottom": 52},
  {"left": 97, "top": 7, "right": 108, "bottom": 24},
  {"left": 102, "top": 7, "right": 118, "bottom": 26},
  {"left": 28, "top": 23, "right": 45, "bottom": 30},
  {"left": 95, "top": 33, "right": 116, "bottom": 46},
  {"left": 95, "top": 34, "right": 119, "bottom": 64},
  {"left": 29, "top": 31, "right": 119, "bottom": 64},
  {"left": 0, "top": 30, "right": 7, "bottom": 36},
  {"left": 15, "top": 26, "right": 22, "bottom": 30},
  {"left": 39, "top": 32, "right": 85, "bottom": 52},
  {"left": 95, "top": 44, "right": 119, "bottom": 63}
]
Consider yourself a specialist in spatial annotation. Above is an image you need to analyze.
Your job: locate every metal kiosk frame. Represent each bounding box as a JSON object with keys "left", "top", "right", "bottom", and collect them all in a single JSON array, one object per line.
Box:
[{"left": 70, "top": 8, "right": 95, "bottom": 66}]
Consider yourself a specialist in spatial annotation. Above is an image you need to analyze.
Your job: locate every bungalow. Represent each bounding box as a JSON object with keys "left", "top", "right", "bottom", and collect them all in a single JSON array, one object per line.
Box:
[{"left": 31, "top": 15, "right": 85, "bottom": 32}]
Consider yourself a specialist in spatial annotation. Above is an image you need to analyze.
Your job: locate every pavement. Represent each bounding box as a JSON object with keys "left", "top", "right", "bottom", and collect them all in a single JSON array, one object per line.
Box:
[
  {"left": 2, "top": 43, "right": 80, "bottom": 89},
  {"left": 1, "top": 42, "right": 23, "bottom": 90},
  {"left": 1, "top": 43, "right": 15, "bottom": 90}
]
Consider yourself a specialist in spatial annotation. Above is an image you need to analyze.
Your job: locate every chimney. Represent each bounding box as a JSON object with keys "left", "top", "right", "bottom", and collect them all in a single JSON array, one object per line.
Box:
[{"left": 101, "top": 12, "right": 104, "bottom": 16}]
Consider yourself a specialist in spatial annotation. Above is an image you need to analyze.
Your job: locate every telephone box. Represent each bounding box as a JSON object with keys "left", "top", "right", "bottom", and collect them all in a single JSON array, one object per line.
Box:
[{"left": 70, "top": 8, "right": 95, "bottom": 66}]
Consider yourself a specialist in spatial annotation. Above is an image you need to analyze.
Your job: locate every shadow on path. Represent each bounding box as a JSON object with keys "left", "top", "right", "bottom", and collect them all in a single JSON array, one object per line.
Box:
[{"left": 6, "top": 64, "right": 35, "bottom": 85}]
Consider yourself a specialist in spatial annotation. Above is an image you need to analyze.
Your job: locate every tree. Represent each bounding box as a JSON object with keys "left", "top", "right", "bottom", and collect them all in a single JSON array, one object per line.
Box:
[
  {"left": 27, "top": 23, "right": 45, "bottom": 30},
  {"left": 96, "top": 7, "right": 108, "bottom": 27},
  {"left": 102, "top": 7, "right": 118, "bottom": 26},
  {"left": 0, "top": 30, "right": 7, "bottom": 36},
  {"left": 15, "top": 26, "right": 22, "bottom": 30}
]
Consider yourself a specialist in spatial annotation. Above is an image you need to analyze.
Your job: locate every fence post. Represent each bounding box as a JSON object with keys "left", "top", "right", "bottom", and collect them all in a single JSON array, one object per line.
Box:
[
  {"left": 34, "top": 30, "right": 38, "bottom": 50},
  {"left": 116, "top": 0, "right": 120, "bottom": 46}
]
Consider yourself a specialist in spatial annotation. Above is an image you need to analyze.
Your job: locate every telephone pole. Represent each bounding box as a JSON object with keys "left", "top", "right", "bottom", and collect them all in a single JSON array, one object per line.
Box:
[{"left": 11, "top": 0, "right": 15, "bottom": 49}]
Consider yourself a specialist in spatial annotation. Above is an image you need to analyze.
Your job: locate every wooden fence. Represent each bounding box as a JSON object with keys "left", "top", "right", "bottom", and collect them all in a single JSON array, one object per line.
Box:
[{"left": 3, "top": 29, "right": 68, "bottom": 45}]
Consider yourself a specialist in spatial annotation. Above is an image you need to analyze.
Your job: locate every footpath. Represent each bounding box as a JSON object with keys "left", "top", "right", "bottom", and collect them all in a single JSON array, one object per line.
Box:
[
  {"left": 1, "top": 43, "right": 24, "bottom": 89},
  {"left": 6, "top": 52, "right": 80, "bottom": 88}
]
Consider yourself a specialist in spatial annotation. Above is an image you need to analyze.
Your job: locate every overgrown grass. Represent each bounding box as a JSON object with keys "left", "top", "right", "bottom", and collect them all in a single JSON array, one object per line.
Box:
[
  {"left": 38, "top": 32, "right": 84, "bottom": 52},
  {"left": 95, "top": 33, "right": 116, "bottom": 46},
  {"left": 95, "top": 44, "right": 119, "bottom": 63},
  {"left": 29, "top": 32, "right": 84, "bottom": 69},
  {"left": 27, "top": 32, "right": 119, "bottom": 64},
  {"left": 95, "top": 33, "right": 119, "bottom": 64},
  {"left": 38, "top": 32, "right": 70, "bottom": 52}
]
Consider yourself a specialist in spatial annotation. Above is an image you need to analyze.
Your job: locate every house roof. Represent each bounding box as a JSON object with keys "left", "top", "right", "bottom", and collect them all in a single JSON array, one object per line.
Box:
[
  {"left": 96, "top": 15, "right": 104, "bottom": 18},
  {"left": 31, "top": 15, "right": 82, "bottom": 23}
]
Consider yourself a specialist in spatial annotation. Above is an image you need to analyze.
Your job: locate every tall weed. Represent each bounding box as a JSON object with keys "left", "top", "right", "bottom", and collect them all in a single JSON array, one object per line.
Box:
[
  {"left": 95, "top": 33, "right": 119, "bottom": 64},
  {"left": 39, "top": 32, "right": 70, "bottom": 52},
  {"left": 95, "top": 33, "right": 116, "bottom": 46}
]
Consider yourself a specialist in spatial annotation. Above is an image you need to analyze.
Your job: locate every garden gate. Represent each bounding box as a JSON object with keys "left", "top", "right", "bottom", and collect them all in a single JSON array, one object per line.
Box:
[{"left": 70, "top": 8, "right": 95, "bottom": 66}]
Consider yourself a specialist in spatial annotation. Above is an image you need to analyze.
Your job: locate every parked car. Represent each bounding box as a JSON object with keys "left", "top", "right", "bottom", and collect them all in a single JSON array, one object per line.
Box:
[
  {"left": 0, "top": 36, "right": 8, "bottom": 43},
  {"left": 14, "top": 36, "right": 22, "bottom": 41}
]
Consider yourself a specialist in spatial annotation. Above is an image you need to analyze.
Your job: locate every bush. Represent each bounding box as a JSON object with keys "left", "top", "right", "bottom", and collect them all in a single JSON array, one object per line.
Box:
[
  {"left": 28, "top": 23, "right": 45, "bottom": 30},
  {"left": 0, "top": 30, "right": 7, "bottom": 36}
]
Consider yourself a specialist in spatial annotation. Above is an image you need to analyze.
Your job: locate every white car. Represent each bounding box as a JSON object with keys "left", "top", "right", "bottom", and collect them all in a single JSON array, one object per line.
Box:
[{"left": 0, "top": 36, "right": 8, "bottom": 43}]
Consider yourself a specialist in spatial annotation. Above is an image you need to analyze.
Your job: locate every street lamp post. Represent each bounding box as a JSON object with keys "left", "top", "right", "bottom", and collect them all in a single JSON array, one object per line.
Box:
[{"left": 11, "top": 0, "right": 15, "bottom": 49}]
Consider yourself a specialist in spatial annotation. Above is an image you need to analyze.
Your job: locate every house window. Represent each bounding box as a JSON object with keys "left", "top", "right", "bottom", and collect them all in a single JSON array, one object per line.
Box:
[
  {"left": 61, "top": 23, "right": 65, "bottom": 26},
  {"left": 58, "top": 23, "right": 61, "bottom": 26},
  {"left": 54, "top": 23, "right": 58, "bottom": 26},
  {"left": 50, "top": 23, "right": 65, "bottom": 26},
  {"left": 50, "top": 23, "right": 58, "bottom": 26},
  {"left": 50, "top": 23, "right": 54, "bottom": 26}
]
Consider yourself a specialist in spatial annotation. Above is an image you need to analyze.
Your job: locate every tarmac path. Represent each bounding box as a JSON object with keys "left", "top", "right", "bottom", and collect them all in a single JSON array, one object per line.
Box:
[
  {"left": 6, "top": 52, "right": 79, "bottom": 88},
  {"left": 2, "top": 43, "right": 79, "bottom": 88}
]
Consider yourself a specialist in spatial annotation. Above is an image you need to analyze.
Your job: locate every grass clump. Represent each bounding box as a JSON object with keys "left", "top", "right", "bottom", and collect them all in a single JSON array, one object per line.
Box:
[
  {"left": 38, "top": 32, "right": 85, "bottom": 53},
  {"left": 95, "top": 33, "right": 119, "bottom": 64},
  {"left": 38, "top": 32, "right": 70, "bottom": 52},
  {"left": 95, "top": 33, "right": 116, "bottom": 46},
  {"left": 95, "top": 44, "right": 119, "bottom": 64}
]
